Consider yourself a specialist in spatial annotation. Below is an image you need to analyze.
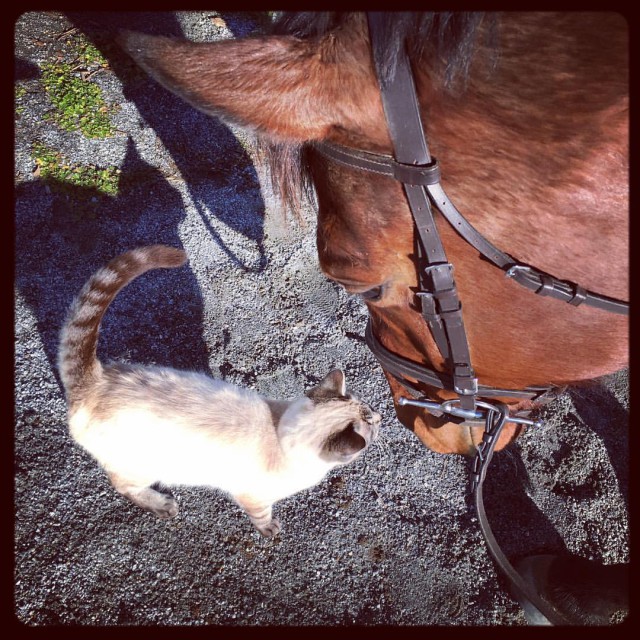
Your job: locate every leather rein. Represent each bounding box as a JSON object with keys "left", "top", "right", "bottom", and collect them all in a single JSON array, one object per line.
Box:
[{"left": 312, "top": 12, "right": 629, "bottom": 626}]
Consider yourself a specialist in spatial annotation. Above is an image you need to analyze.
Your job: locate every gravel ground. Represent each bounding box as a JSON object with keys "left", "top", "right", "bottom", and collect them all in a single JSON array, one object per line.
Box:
[{"left": 14, "top": 11, "right": 629, "bottom": 627}]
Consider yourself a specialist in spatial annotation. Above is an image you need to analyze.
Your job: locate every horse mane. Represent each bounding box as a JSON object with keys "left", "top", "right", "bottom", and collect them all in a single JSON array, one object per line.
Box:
[
  {"left": 260, "top": 11, "right": 498, "bottom": 217},
  {"left": 272, "top": 11, "right": 495, "bottom": 87}
]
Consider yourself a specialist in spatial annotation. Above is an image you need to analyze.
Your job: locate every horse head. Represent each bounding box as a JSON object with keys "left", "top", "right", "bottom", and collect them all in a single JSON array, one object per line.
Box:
[{"left": 120, "top": 12, "right": 628, "bottom": 455}]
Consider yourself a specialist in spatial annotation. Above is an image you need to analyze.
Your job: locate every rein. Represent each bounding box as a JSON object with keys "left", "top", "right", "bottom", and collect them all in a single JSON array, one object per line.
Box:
[{"left": 313, "top": 12, "right": 629, "bottom": 625}]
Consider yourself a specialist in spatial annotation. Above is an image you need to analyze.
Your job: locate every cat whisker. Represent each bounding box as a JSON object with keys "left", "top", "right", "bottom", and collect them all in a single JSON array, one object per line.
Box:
[{"left": 365, "top": 429, "right": 393, "bottom": 468}]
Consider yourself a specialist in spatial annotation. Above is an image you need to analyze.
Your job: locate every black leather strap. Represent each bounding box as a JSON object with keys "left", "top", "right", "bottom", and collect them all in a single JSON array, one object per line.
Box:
[
  {"left": 367, "top": 12, "right": 432, "bottom": 164},
  {"left": 313, "top": 140, "right": 629, "bottom": 316},
  {"left": 471, "top": 404, "right": 572, "bottom": 625},
  {"left": 425, "top": 181, "right": 514, "bottom": 268},
  {"left": 367, "top": 12, "right": 478, "bottom": 410},
  {"left": 365, "top": 320, "right": 552, "bottom": 401},
  {"left": 505, "top": 265, "right": 628, "bottom": 315},
  {"left": 311, "top": 141, "right": 442, "bottom": 185}
]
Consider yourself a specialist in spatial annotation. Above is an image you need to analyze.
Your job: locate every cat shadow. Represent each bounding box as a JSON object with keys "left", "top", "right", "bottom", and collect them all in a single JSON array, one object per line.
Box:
[
  {"left": 63, "top": 11, "right": 268, "bottom": 274},
  {"left": 15, "top": 140, "right": 212, "bottom": 383},
  {"left": 15, "top": 57, "right": 41, "bottom": 82}
]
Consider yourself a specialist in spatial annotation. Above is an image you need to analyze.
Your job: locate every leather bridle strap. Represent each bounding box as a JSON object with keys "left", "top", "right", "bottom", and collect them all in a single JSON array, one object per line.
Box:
[
  {"left": 364, "top": 320, "right": 552, "bottom": 401},
  {"left": 362, "top": 13, "right": 576, "bottom": 626},
  {"left": 314, "top": 141, "right": 629, "bottom": 316},
  {"left": 367, "top": 12, "right": 478, "bottom": 411}
]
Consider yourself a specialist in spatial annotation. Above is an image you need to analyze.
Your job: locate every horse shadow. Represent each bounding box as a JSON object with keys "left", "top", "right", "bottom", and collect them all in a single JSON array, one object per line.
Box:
[
  {"left": 468, "top": 377, "right": 628, "bottom": 557},
  {"left": 15, "top": 140, "right": 211, "bottom": 381},
  {"left": 467, "top": 449, "right": 568, "bottom": 560},
  {"left": 16, "top": 11, "right": 274, "bottom": 385},
  {"left": 62, "top": 11, "right": 268, "bottom": 273},
  {"left": 568, "top": 382, "right": 629, "bottom": 508}
]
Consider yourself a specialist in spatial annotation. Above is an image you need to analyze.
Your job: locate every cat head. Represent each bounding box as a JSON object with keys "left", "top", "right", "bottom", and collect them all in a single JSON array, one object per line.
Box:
[{"left": 303, "top": 369, "right": 381, "bottom": 465}]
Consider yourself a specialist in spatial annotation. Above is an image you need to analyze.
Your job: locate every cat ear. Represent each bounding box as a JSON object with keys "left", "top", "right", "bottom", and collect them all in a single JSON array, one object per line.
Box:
[
  {"left": 306, "top": 369, "right": 346, "bottom": 402},
  {"left": 323, "top": 369, "right": 346, "bottom": 395},
  {"left": 320, "top": 423, "right": 366, "bottom": 463},
  {"left": 118, "top": 30, "right": 380, "bottom": 142}
]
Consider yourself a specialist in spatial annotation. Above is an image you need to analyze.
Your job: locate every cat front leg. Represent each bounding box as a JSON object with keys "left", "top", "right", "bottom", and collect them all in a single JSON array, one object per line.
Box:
[
  {"left": 108, "top": 472, "right": 178, "bottom": 519},
  {"left": 233, "top": 495, "right": 281, "bottom": 537}
]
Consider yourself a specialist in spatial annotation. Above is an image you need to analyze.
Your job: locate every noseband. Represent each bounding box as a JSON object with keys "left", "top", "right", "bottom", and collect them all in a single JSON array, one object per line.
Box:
[{"left": 313, "top": 12, "right": 628, "bottom": 625}]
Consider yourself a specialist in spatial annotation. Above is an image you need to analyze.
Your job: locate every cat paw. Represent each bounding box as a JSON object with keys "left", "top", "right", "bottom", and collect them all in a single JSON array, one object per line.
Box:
[
  {"left": 257, "top": 518, "right": 281, "bottom": 538},
  {"left": 151, "top": 496, "right": 179, "bottom": 520}
]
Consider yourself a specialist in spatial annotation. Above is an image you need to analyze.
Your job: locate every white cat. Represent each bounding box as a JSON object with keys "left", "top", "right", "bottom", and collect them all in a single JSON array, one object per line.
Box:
[{"left": 58, "top": 245, "right": 380, "bottom": 536}]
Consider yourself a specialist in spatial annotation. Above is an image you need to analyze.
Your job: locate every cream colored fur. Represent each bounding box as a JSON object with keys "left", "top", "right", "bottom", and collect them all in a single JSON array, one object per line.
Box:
[{"left": 59, "top": 246, "right": 379, "bottom": 536}]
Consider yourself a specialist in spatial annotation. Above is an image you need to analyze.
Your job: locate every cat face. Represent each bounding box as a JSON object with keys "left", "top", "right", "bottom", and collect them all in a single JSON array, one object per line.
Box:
[{"left": 306, "top": 370, "right": 381, "bottom": 464}]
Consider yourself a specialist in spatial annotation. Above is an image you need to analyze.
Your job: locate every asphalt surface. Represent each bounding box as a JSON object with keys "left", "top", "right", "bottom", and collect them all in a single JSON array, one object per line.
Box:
[{"left": 13, "top": 11, "right": 629, "bottom": 627}]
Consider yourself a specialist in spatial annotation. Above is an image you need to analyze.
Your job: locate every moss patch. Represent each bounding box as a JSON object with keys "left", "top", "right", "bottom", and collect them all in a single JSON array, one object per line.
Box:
[
  {"left": 39, "top": 33, "right": 117, "bottom": 138},
  {"left": 33, "top": 142, "right": 120, "bottom": 196},
  {"left": 76, "top": 40, "right": 108, "bottom": 68},
  {"left": 41, "top": 62, "right": 115, "bottom": 138},
  {"left": 15, "top": 85, "right": 27, "bottom": 115}
]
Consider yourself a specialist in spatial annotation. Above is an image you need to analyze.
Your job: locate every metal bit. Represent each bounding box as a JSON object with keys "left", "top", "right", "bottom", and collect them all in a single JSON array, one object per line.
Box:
[{"left": 397, "top": 396, "right": 544, "bottom": 427}]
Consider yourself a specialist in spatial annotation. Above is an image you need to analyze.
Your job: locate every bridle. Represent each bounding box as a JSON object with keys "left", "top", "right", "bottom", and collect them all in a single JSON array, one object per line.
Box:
[
  {"left": 313, "top": 12, "right": 629, "bottom": 625},
  {"left": 314, "top": 32, "right": 628, "bottom": 426}
]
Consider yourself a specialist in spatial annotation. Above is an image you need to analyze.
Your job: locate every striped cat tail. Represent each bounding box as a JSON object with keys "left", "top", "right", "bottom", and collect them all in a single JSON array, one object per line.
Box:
[{"left": 58, "top": 245, "right": 187, "bottom": 402}]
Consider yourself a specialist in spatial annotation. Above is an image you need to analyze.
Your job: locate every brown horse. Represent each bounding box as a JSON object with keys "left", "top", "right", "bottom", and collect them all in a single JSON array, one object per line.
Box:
[
  {"left": 120, "top": 11, "right": 628, "bottom": 624},
  {"left": 120, "top": 12, "right": 628, "bottom": 458}
]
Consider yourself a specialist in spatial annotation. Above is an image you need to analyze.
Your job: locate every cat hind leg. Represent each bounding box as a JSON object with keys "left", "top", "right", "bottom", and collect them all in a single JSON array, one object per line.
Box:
[
  {"left": 108, "top": 472, "right": 178, "bottom": 519},
  {"left": 234, "top": 495, "right": 281, "bottom": 537}
]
